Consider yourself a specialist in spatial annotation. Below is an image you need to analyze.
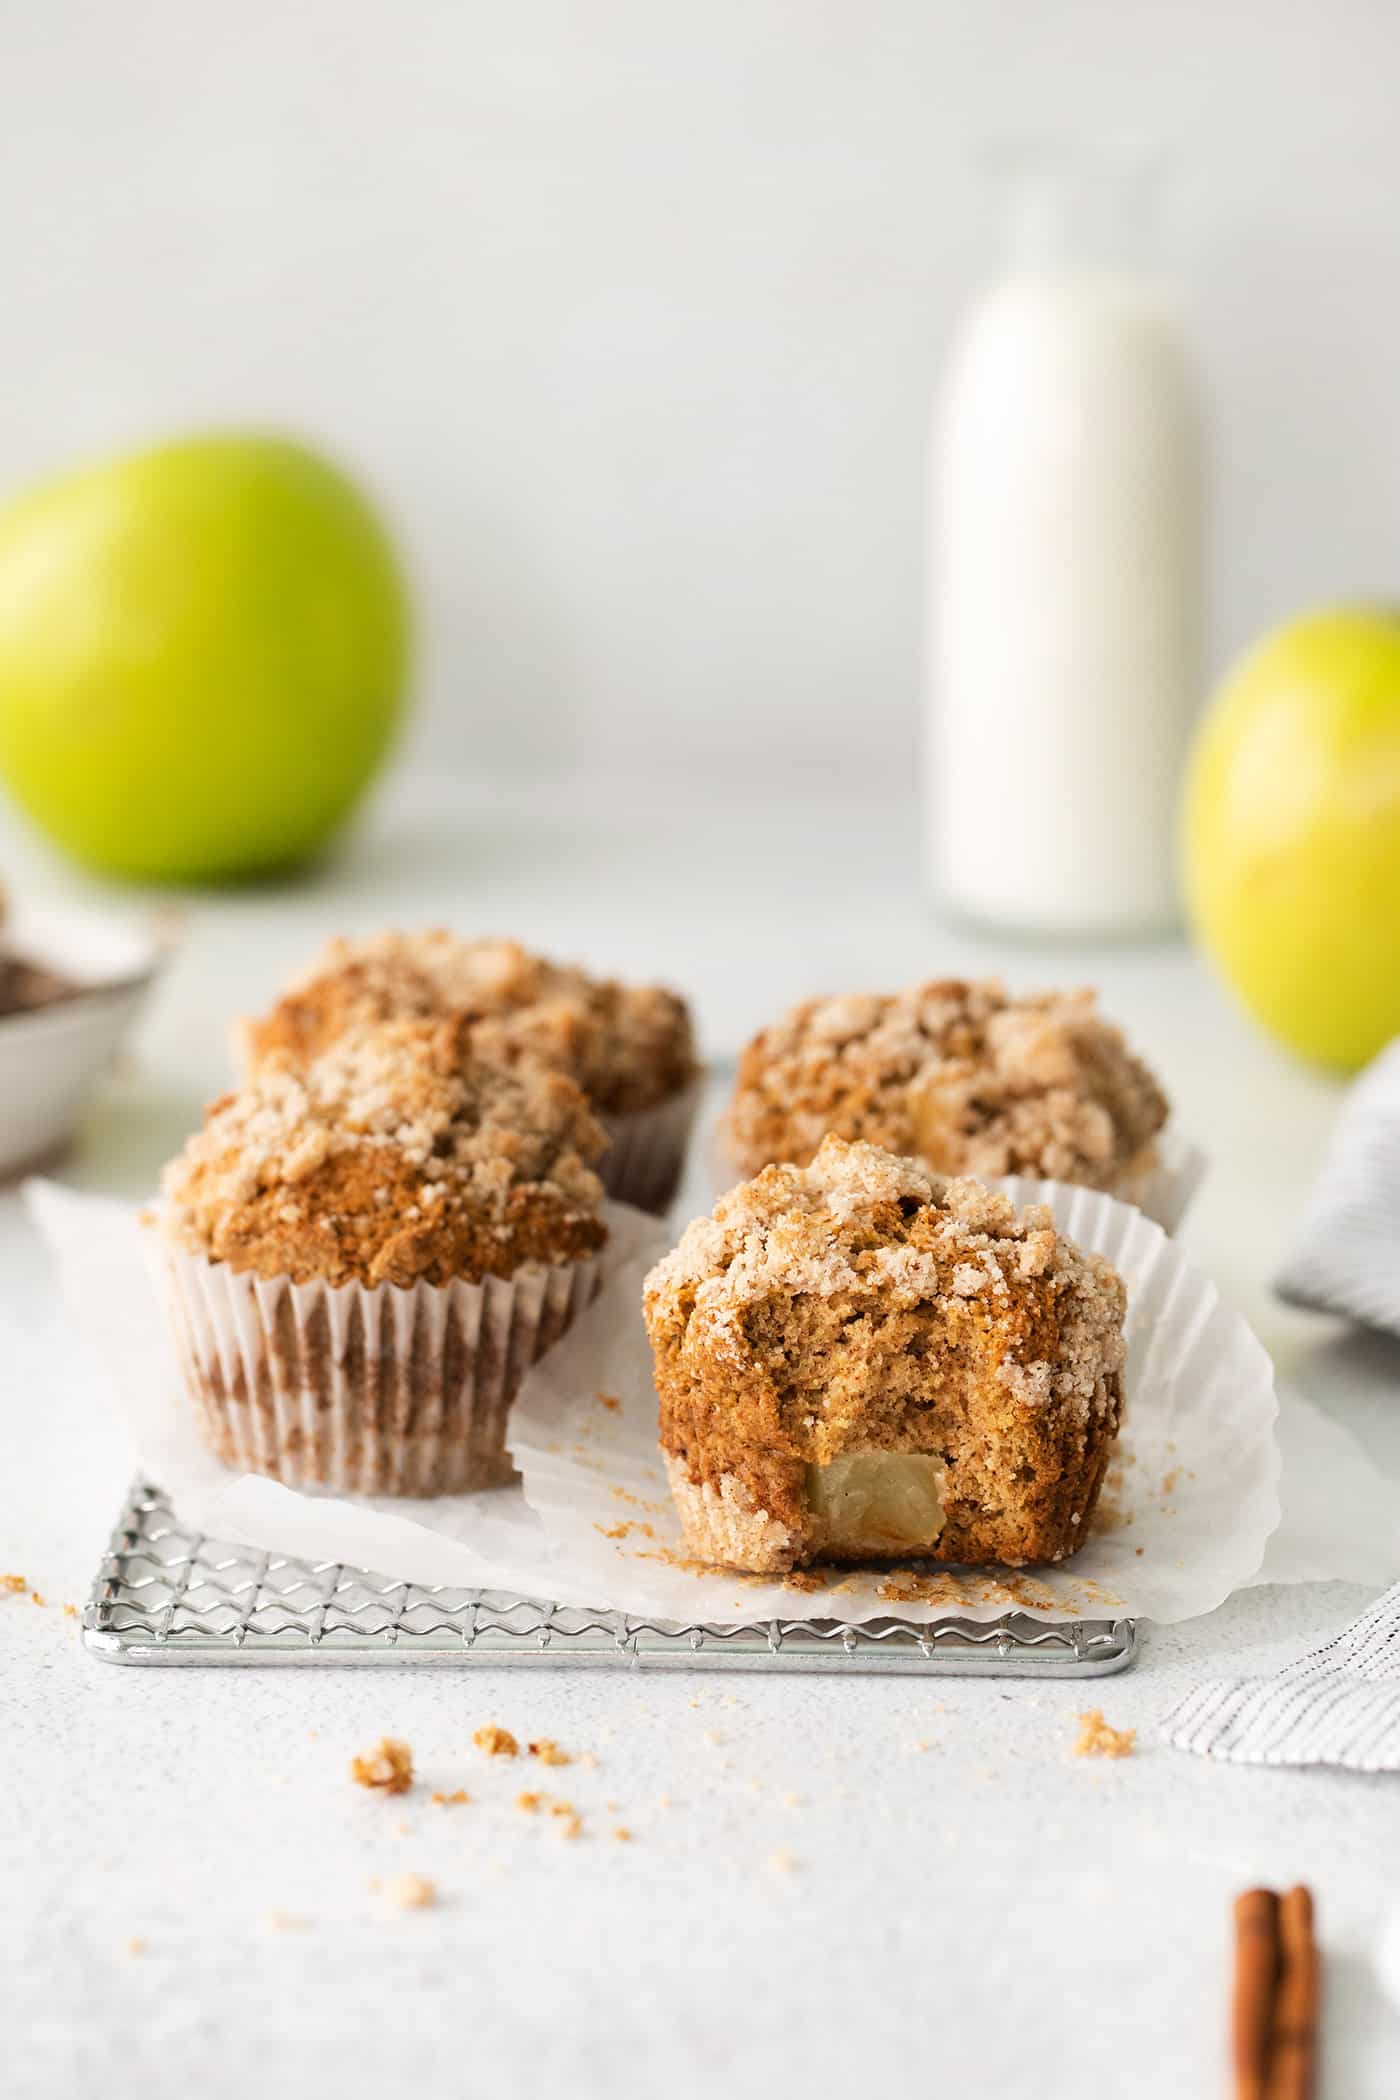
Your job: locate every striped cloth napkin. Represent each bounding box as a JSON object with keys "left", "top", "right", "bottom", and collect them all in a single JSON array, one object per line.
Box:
[
  {"left": 1163, "top": 1048, "right": 1400, "bottom": 1766},
  {"left": 1160, "top": 1580, "right": 1400, "bottom": 1770},
  {"left": 1275, "top": 1037, "right": 1400, "bottom": 1336}
]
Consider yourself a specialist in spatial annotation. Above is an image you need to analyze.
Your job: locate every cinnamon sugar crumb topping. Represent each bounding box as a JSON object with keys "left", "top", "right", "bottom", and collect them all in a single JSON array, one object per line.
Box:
[
  {"left": 242, "top": 929, "right": 697, "bottom": 1118},
  {"left": 1073, "top": 1709, "right": 1136, "bottom": 1759},
  {"left": 727, "top": 979, "right": 1167, "bottom": 1192},
  {"left": 350, "top": 1738, "right": 414, "bottom": 1795},
  {"left": 648, "top": 1135, "right": 1125, "bottom": 1433},
  {"left": 161, "top": 1013, "right": 607, "bottom": 1288}
]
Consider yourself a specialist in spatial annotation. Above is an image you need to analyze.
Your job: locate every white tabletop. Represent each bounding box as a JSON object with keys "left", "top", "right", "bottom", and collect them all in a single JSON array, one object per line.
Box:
[{"left": 4, "top": 768, "right": 1399, "bottom": 2099}]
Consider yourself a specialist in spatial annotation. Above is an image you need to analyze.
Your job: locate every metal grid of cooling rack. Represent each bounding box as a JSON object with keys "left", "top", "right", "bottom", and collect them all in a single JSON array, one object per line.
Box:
[{"left": 82, "top": 1482, "right": 1136, "bottom": 1676}]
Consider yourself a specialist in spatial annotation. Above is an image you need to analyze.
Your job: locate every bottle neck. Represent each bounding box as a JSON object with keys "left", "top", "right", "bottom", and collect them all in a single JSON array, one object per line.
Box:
[{"left": 984, "top": 140, "right": 1167, "bottom": 278}]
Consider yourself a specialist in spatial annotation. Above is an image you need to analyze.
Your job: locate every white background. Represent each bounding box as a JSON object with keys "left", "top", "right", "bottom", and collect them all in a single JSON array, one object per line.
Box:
[
  {"left": 6, "top": 11, "right": 1400, "bottom": 2092},
  {"left": 2, "top": 1, "right": 1398, "bottom": 789}
]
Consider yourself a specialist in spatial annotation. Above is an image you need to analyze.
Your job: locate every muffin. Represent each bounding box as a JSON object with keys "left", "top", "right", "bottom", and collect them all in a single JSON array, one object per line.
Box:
[
  {"left": 158, "top": 1011, "right": 608, "bottom": 1494},
  {"left": 242, "top": 930, "right": 700, "bottom": 1213},
  {"left": 645, "top": 1135, "right": 1127, "bottom": 1573},
  {"left": 726, "top": 979, "right": 1167, "bottom": 1199}
]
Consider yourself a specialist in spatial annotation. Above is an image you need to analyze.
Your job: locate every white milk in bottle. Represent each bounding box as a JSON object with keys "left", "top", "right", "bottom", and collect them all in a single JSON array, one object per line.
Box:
[{"left": 927, "top": 147, "right": 1203, "bottom": 936}]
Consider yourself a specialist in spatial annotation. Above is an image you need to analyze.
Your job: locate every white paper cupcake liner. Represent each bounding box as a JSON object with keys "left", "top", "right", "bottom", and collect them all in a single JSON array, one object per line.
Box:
[
  {"left": 507, "top": 1175, "right": 1278, "bottom": 1623},
  {"left": 599, "top": 1072, "right": 704, "bottom": 1214},
  {"left": 156, "top": 1237, "right": 604, "bottom": 1497},
  {"left": 1114, "top": 1125, "right": 1209, "bottom": 1235}
]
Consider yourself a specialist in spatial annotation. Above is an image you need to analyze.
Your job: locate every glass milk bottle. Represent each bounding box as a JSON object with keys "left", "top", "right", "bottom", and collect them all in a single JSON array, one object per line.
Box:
[{"left": 927, "top": 145, "right": 1203, "bottom": 936}]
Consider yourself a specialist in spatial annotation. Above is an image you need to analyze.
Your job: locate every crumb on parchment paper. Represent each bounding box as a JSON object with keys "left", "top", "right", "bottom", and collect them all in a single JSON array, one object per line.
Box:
[
  {"left": 350, "top": 1738, "right": 413, "bottom": 1794},
  {"left": 1073, "top": 1709, "right": 1136, "bottom": 1759}
]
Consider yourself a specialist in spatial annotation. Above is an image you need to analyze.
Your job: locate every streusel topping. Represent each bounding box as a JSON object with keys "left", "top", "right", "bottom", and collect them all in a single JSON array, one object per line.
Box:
[
  {"left": 163, "top": 1013, "right": 607, "bottom": 1287},
  {"left": 725, "top": 979, "right": 1167, "bottom": 1190},
  {"left": 647, "top": 1135, "right": 1126, "bottom": 1426},
  {"left": 241, "top": 930, "right": 697, "bottom": 1118}
]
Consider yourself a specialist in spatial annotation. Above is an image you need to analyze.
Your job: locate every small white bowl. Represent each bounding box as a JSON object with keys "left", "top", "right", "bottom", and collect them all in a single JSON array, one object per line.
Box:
[{"left": 0, "top": 899, "right": 164, "bottom": 1177}]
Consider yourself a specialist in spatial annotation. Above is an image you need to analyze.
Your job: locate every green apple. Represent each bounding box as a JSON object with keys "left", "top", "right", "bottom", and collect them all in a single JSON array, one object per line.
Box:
[
  {"left": 1183, "top": 606, "right": 1400, "bottom": 1071},
  {"left": 0, "top": 432, "right": 410, "bottom": 882}
]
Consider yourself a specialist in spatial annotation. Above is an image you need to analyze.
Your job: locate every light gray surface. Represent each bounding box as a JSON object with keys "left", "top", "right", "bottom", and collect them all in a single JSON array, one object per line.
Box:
[
  {"left": 3, "top": 769, "right": 1399, "bottom": 2098},
  {"left": 1, "top": 2, "right": 1399, "bottom": 787}
]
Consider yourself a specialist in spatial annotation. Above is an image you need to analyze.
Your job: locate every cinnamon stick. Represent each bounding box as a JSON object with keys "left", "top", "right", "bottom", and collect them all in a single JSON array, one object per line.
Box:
[
  {"left": 1233, "top": 1887, "right": 1281, "bottom": 2100},
  {"left": 1266, "top": 1886, "right": 1318, "bottom": 2100}
]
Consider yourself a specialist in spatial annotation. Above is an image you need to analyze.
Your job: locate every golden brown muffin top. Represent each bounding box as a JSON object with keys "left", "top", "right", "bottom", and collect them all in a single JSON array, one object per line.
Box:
[
  {"left": 240, "top": 930, "right": 697, "bottom": 1119},
  {"left": 162, "top": 1012, "right": 608, "bottom": 1288},
  {"left": 646, "top": 1135, "right": 1126, "bottom": 1434},
  {"left": 725, "top": 979, "right": 1167, "bottom": 1191}
]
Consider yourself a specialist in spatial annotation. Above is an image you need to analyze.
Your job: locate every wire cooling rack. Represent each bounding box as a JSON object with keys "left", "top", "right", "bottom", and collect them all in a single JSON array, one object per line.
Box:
[{"left": 83, "top": 1483, "right": 1136, "bottom": 1676}]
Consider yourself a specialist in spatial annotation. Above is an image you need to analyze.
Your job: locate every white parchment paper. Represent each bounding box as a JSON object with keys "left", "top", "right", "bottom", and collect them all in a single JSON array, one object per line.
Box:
[
  {"left": 510, "top": 1178, "right": 1281, "bottom": 1624},
  {"left": 26, "top": 1176, "right": 1394, "bottom": 1624}
]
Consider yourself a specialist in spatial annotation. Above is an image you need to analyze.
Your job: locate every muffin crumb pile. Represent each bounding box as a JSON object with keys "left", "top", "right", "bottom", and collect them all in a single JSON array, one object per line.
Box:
[
  {"left": 527, "top": 1738, "right": 571, "bottom": 1766},
  {"left": 350, "top": 1738, "right": 414, "bottom": 1795},
  {"left": 473, "top": 1725, "right": 519, "bottom": 1758},
  {"left": 1073, "top": 1709, "right": 1137, "bottom": 1759}
]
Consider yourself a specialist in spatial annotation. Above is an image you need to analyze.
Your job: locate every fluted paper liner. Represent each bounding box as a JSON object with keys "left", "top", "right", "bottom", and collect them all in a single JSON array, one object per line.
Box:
[
  {"left": 159, "top": 1236, "right": 604, "bottom": 1497},
  {"left": 599, "top": 1073, "right": 705, "bottom": 1215}
]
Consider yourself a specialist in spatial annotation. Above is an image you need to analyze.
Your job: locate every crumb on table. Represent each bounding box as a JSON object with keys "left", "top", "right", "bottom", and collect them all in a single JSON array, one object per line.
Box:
[
  {"left": 1073, "top": 1709, "right": 1136, "bottom": 1759},
  {"left": 350, "top": 1737, "right": 414, "bottom": 1794},
  {"left": 1, "top": 1573, "right": 26, "bottom": 1594},
  {"left": 385, "top": 1873, "right": 436, "bottom": 1911},
  {"left": 527, "top": 1738, "right": 571, "bottom": 1766},
  {"left": 473, "top": 1724, "right": 518, "bottom": 1758},
  {"left": 431, "top": 1788, "right": 471, "bottom": 1806}
]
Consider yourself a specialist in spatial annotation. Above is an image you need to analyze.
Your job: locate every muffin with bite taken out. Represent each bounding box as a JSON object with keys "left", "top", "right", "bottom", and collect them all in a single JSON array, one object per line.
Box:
[{"left": 645, "top": 1135, "right": 1127, "bottom": 1574}]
